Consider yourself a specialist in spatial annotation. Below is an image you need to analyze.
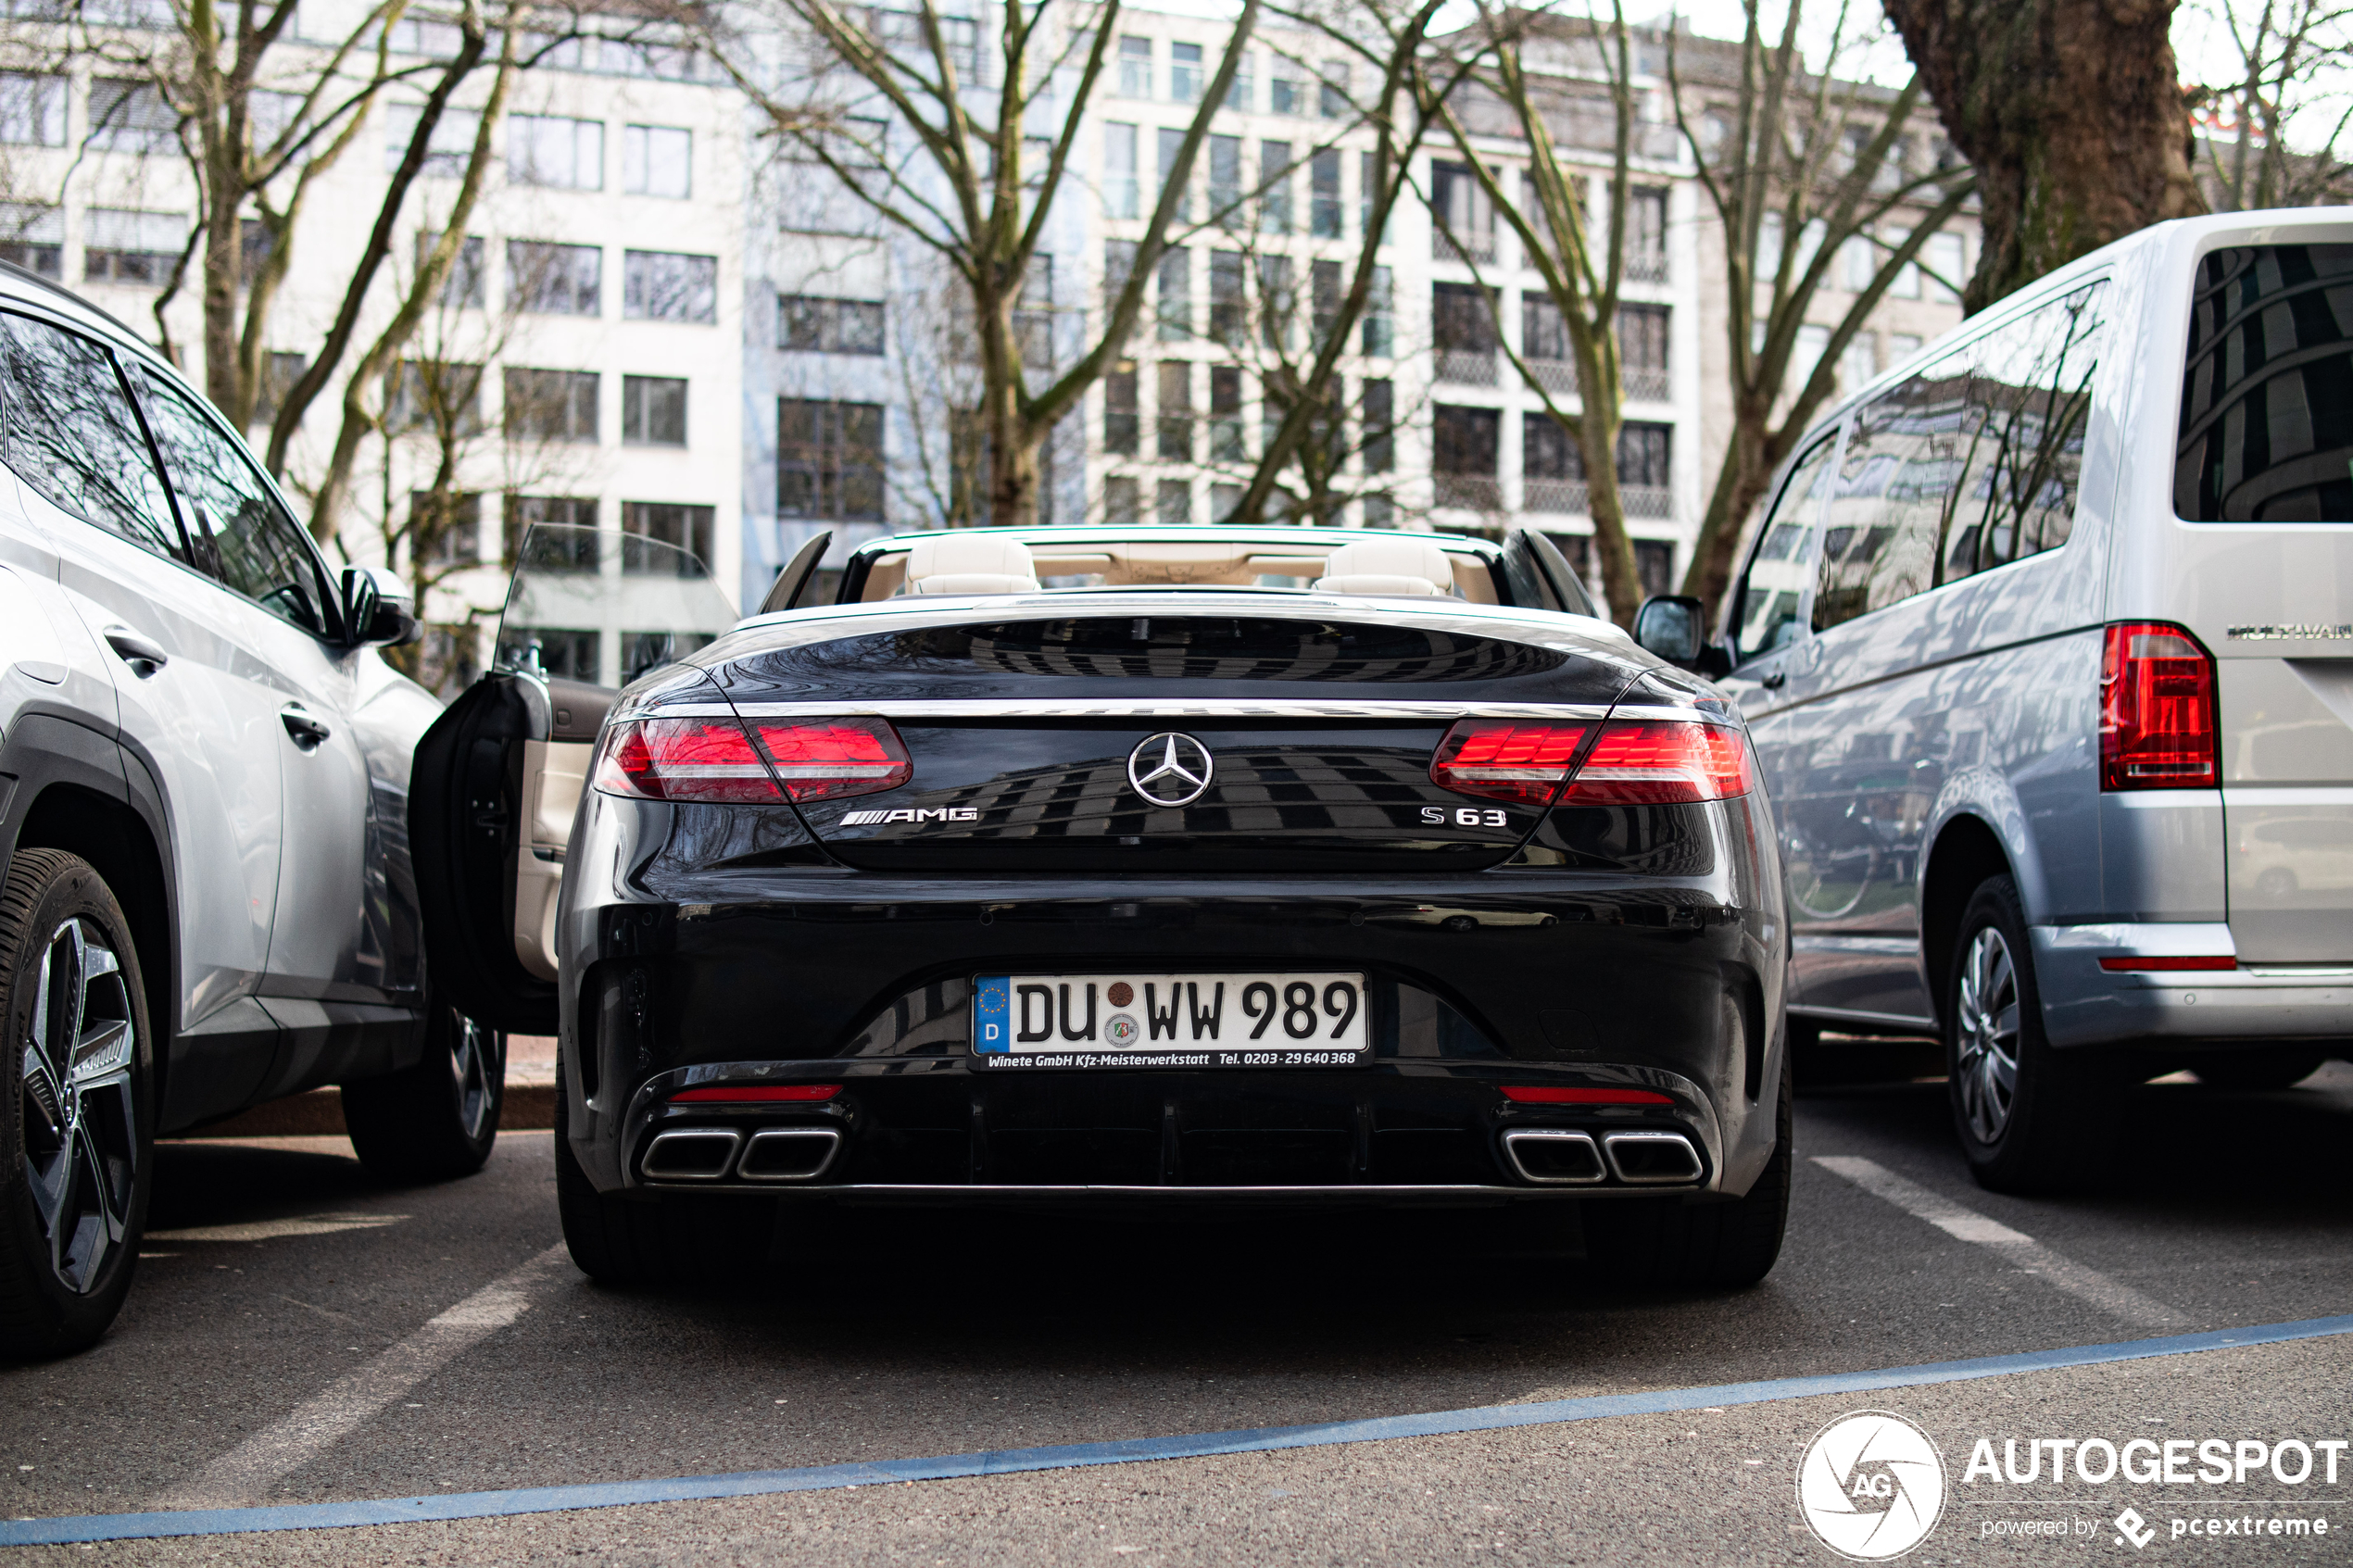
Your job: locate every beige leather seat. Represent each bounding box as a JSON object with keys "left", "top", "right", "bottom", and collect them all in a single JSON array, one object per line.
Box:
[
  {"left": 1312, "top": 537, "right": 1455, "bottom": 597},
  {"left": 904, "top": 534, "right": 1041, "bottom": 596}
]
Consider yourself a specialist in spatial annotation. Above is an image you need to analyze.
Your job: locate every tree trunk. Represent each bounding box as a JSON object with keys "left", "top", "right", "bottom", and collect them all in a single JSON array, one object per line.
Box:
[
  {"left": 1680, "top": 391, "right": 1780, "bottom": 618},
  {"left": 1881, "top": 0, "right": 2203, "bottom": 313}
]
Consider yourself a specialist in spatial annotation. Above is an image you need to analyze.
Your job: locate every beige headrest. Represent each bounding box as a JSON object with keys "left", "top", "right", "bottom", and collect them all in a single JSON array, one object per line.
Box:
[
  {"left": 1313, "top": 537, "right": 1454, "bottom": 597},
  {"left": 904, "top": 533, "right": 1040, "bottom": 596}
]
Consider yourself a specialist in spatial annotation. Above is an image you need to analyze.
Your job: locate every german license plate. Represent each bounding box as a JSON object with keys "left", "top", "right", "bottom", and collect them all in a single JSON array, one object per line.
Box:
[{"left": 972, "top": 972, "right": 1370, "bottom": 1069}]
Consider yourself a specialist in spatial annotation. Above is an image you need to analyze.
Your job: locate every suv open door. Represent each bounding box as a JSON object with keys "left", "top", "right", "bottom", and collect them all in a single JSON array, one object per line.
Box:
[{"left": 411, "top": 523, "right": 740, "bottom": 1035}]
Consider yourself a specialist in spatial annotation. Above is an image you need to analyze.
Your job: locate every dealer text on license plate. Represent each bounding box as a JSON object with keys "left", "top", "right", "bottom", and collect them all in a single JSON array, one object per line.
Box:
[{"left": 973, "top": 972, "right": 1369, "bottom": 1068}]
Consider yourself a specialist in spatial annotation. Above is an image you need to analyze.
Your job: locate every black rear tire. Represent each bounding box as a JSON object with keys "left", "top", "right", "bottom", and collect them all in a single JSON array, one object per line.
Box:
[
  {"left": 0, "top": 849, "right": 154, "bottom": 1359},
  {"left": 1583, "top": 1061, "right": 1791, "bottom": 1288},
  {"left": 1946, "top": 874, "right": 2115, "bottom": 1193},
  {"left": 2195, "top": 1051, "right": 2327, "bottom": 1091},
  {"left": 342, "top": 999, "right": 503, "bottom": 1182}
]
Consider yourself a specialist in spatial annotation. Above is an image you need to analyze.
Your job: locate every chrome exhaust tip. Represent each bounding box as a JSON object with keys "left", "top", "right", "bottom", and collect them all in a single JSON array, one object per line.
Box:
[
  {"left": 642, "top": 1127, "right": 743, "bottom": 1181},
  {"left": 1602, "top": 1130, "right": 1704, "bottom": 1185},
  {"left": 1501, "top": 1128, "right": 1606, "bottom": 1185},
  {"left": 736, "top": 1127, "right": 842, "bottom": 1182}
]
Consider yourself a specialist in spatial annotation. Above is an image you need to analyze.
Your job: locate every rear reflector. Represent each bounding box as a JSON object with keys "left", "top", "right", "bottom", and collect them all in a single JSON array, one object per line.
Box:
[
  {"left": 594, "top": 719, "right": 782, "bottom": 803},
  {"left": 1501, "top": 1085, "right": 1675, "bottom": 1105},
  {"left": 749, "top": 717, "right": 912, "bottom": 803},
  {"left": 1560, "top": 721, "right": 1755, "bottom": 806},
  {"left": 2098, "top": 956, "right": 2235, "bottom": 972},
  {"left": 2100, "top": 622, "right": 2218, "bottom": 790},
  {"left": 1428, "top": 721, "right": 1590, "bottom": 804},
  {"left": 670, "top": 1083, "right": 843, "bottom": 1103}
]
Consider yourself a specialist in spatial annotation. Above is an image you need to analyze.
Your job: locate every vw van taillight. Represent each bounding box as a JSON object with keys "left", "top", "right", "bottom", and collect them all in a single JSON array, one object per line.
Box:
[{"left": 2100, "top": 622, "right": 2218, "bottom": 790}]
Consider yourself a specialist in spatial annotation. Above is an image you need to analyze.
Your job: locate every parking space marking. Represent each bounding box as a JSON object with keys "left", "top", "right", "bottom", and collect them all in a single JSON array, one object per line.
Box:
[
  {"left": 15, "top": 1312, "right": 2347, "bottom": 1547},
  {"left": 147, "top": 1244, "right": 570, "bottom": 1512},
  {"left": 1813, "top": 1156, "right": 2188, "bottom": 1327},
  {"left": 145, "top": 1213, "right": 409, "bottom": 1244}
]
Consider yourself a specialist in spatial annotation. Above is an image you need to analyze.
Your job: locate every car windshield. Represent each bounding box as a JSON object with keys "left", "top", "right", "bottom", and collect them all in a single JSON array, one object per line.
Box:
[
  {"left": 848, "top": 528, "right": 1508, "bottom": 604},
  {"left": 496, "top": 522, "right": 740, "bottom": 688}
]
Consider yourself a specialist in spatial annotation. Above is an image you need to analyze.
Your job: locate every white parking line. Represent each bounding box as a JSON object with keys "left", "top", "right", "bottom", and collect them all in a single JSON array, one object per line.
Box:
[
  {"left": 1813, "top": 1157, "right": 2188, "bottom": 1328},
  {"left": 151, "top": 1244, "right": 572, "bottom": 1510},
  {"left": 145, "top": 1213, "right": 409, "bottom": 1244}
]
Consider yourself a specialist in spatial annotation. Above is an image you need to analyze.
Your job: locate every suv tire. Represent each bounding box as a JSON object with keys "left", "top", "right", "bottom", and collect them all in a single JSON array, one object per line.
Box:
[
  {"left": 342, "top": 999, "right": 503, "bottom": 1181},
  {"left": 0, "top": 849, "right": 154, "bottom": 1358},
  {"left": 1583, "top": 1061, "right": 1791, "bottom": 1288},
  {"left": 1946, "top": 874, "right": 2115, "bottom": 1193}
]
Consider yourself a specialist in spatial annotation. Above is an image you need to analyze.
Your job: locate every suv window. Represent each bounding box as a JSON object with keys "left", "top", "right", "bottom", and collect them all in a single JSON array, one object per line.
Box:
[
  {"left": 2176, "top": 244, "right": 2353, "bottom": 521},
  {"left": 1814, "top": 281, "right": 2108, "bottom": 633},
  {"left": 0, "top": 312, "right": 182, "bottom": 560},
  {"left": 1731, "top": 433, "right": 1836, "bottom": 660},
  {"left": 132, "top": 368, "right": 337, "bottom": 638}
]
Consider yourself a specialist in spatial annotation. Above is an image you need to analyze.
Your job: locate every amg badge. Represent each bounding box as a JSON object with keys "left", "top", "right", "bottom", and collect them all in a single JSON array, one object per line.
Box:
[{"left": 839, "top": 807, "right": 980, "bottom": 826}]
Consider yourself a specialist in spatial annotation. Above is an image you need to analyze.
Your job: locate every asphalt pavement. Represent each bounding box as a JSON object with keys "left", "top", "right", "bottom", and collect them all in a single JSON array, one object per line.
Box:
[{"left": 6, "top": 1054, "right": 2353, "bottom": 1565}]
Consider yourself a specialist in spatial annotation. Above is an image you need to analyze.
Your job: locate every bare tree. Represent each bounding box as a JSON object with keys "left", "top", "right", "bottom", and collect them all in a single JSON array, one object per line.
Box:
[
  {"left": 2188, "top": 0, "right": 2353, "bottom": 209},
  {"left": 1667, "top": 0, "right": 1973, "bottom": 617}
]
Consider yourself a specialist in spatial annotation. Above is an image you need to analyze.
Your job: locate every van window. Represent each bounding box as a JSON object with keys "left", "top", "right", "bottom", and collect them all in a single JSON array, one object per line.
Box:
[
  {"left": 2176, "top": 244, "right": 2353, "bottom": 521},
  {"left": 1814, "top": 282, "right": 2109, "bottom": 632},
  {"left": 0, "top": 313, "right": 182, "bottom": 561},
  {"left": 1731, "top": 432, "right": 1835, "bottom": 660}
]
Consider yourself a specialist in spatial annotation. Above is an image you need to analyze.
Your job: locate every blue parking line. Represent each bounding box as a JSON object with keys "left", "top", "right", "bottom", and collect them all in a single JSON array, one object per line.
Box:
[{"left": 9, "top": 1313, "right": 2352, "bottom": 1548}]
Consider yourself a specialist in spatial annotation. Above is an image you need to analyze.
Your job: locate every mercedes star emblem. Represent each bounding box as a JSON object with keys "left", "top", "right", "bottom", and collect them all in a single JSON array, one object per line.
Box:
[{"left": 1127, "top": 733, "right": 1214, "bottom": 809}]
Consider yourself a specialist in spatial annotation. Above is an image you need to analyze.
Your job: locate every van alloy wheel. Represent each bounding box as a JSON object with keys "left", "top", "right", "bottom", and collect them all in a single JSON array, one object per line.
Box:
[
  {"left": 1954, "top": 926, "right": 2021, "bottom": 1146},
  {"left": 18, "top": 917, "right": 138, "bottom": 1296}
]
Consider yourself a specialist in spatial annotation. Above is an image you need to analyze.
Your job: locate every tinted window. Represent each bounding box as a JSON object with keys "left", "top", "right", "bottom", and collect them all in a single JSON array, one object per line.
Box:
[
  {"left": 1732, "top": 433, "right": 1835, "bottom": 660},
  {"left": 132, "top": 369, "right": 336, "bottom": 637},
  {"left": 1814, "top": 282, "right": 2108, "bottom": 633},
  {"left": 2177, "top": 244, "right": 2353, "bottom": 521},
  {"left": 0, "top": 312, "right": 181, "bottom": 558}
]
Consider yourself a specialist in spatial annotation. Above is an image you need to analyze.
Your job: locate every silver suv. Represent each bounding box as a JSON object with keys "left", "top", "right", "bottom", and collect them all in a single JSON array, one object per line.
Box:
[
  {"left": 1704, "top": 210, "right": 2353, "bottom": 1192},
  {"left": 0, "top": 267, "right": 497, "bottom": 1355}
]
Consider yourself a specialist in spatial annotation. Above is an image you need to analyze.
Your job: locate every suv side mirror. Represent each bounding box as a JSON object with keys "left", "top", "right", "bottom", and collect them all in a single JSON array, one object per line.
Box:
[
  {"left": 1633, "top": 595, "right": 1704, "bottom": 667},
  {"left": 342, "top": 566, "right": 422, "bottom": 649}
]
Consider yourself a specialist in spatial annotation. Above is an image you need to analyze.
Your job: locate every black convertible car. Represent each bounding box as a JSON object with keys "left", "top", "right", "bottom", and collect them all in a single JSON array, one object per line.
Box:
[{"left": 415, "top": 524, "right": 1792, "bottom": 1287}]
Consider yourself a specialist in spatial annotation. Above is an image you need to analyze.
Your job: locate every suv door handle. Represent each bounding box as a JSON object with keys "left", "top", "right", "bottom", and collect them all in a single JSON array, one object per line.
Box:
[
  {"left": 280, "top": 703, "right": 331, "bottom": 749},
  {"left": 101, "top": 625, "right": 168, "bottom": 676},
  {"left": 1759, "top": 670, "right": 1787, "bottom": 690}
]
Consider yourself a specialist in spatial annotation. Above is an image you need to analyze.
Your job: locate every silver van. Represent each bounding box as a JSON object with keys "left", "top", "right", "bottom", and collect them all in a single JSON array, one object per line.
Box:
[{"left": 1703, "top": 210, "right": 2353, "bottom": 1193}]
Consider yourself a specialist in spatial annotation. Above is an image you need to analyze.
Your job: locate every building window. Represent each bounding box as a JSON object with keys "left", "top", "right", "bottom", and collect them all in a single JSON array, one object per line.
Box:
[
  {"left": 1310, "top": 149, "right": 1341, "bottom": 238},
  {"left": 82, "top": 208, "right": 185, "bottom": 284},
  {"left": 624, "top": 250, "right": 717, "bottom": 323},
  {"left": 622, "top": 123, "right": 691, "bottom": 197},
  {"left": 1311, "top": 260, "right": 1342, "bottom": 348},
  {"left": 1259, "top": 140, "right": 1292, "bottom": 232},
  {"left": 1117, "top": 35, "right": 1151, "bottom": 98},
  {"left": 1319, "top": 62, "right": 1349, "bottom": 119},
  {"left": 1103, "top": 474, "right": 1140, "bottom": 524},
  {"left": 1208, "top": 249, "right": 1245, "bottom": 345},
  {"left": 1619, "top": 302, "right": 1669, "bottom": 400},
  {"left": 503, "top": 368, "right": 598, "bottom": 444},
  {"left": 1926, "top": 232, "right": 1965, "bottom": 303},
  {"left": 386, "top": 360, "right": 485, "bottom": 436},
  {"left": 384, "top": 103, "right": 480, "bottom": 177},
  {"left": 1103, "top": 121, "right": 1139, "bottom": 219},
  {"left": 623, "top": 375, "right": 686, "bottom": 446},
  {"left": 1212, "top": 483, "right": 1241, "bottom": 521},
  {"left": 87, "top": 79, "right": 174, "bottom": 155},
  {"left": 509, "top": 114, "right": 603, "bottom": 189},
  {"left": 504, "top": 494, "right": 597, "bottom": 565},
  {"left": 1103, "top": 359, "right": 1139, "bottom": 455},
  {"left": 622, "top": 501, "right": 715, "bottom": 574},
  {"left": 1226, "top": 51, "right": 1253, "bottom": 111},
  {"left": 1209, "top": 135, "right": 1241, "bottom": 230},
  {"left": 508, "top": 240, "right": 600, "bottom": 316},
  {"left": 1270, "top": 62, "right": 1301, "bottom": 115},
  {"left": 779, "top": 295, "right": 884, "bottom": 354},
  {"left": 1435, "top": 404, "right": 1501, "bottom": 509},
  {"left": 418, "top": 231, "right": 484, "bottom": 307},
  {"left": 1429, "top": 161, "right": 1494, "bottom": 265},
  {"left": 501, "top": 627, "right": 598, "bottom": 683},
  {"left": 1361, "top": 379, "right": 1393, "bottom": 473},
  {"left": 1169, "top": 41, "right": 1202, "bottom": 102},
  {"left": 1628, "top": 187, "right": 1668, "bottom": 281},
  {"left": 1618, "top": 421, "right": 1672, "bottom": 488},
  {"left": 1361, "top": 266, "right": 1393, "bottom": 358},
  {"left": 0, "top": 74, "right": 64, "bottom": 146},
  {"left": 0, "top": 201, "right": 62, "bottom": 278},
  {"left": 252, "top": 350, "right": 308, "bottom": 426},
  {"left": 777, "top": 398, "right": 884, "bottom": 521},
  {"left": 1258, "top": 256, "right": 1292, "bottom": 350},
  {"left": 1433, "top": 282, "right": 1499, "bottom": 384},
  {"left": 412, "top": 489, "right": 482, "bottom": 566},
  {"left": 1209, "top": 365, "right": 1242, "bottom": 461},
  {"left": 1156, "top": 126, "right": 1190, "bottom": 223},
  {"left": 1157, "top": 361, "right": 1191, "bottom": 462},
  {"left": 1156, "top": 248, "right": 1190, "bottom": 341},
  {"left": 1156, "top": 478, "right": 1191, "bottom": 526}
]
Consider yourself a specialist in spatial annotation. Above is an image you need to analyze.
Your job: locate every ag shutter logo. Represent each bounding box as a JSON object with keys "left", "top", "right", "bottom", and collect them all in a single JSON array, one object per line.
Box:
[{"left": 1797, "top": 1411, "right": 1947, "bottom": 1561}]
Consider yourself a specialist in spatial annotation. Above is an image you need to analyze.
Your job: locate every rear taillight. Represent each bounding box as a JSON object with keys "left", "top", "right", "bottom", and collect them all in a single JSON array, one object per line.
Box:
[
  {"left": 1428, "top": 721, "right": 1591, "bottom": 804},
  {"left": 748, "top": 717, "right": 912, "bottom": 802},
  {"left": 1560, "top": 721, "right": 1755, "bottom": 806},
  {"left": 2100, "top": 622, "right": 2218, "bottom": 790},
  {"left": 1430, "top": 718, "right": 1755, "bottom": 807},
  {"left": 593, "top": 718, "right": 782, "bottom": 802}
]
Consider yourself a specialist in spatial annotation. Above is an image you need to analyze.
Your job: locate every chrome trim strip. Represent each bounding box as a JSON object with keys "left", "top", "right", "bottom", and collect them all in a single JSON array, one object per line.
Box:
[
  {"left": 633, "top": 1181, "right": 1680, "bottom": 1198},
  {"left": 661, "top": 699, "right": 1620, "bottom": 722}
]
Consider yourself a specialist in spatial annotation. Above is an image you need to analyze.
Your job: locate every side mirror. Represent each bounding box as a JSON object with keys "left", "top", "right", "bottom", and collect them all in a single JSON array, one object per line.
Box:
[
  {"left": 1632, "top": 594, "right": 1704, "bottom": 667},
  {"left": 342, "top": 565, "right": 422, "bottom": 649}
]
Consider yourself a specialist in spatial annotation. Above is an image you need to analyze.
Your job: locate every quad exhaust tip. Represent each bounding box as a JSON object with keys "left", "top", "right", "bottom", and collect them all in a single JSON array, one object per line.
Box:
[
  {"left": 1501, "top": 1128, "right": 1703, "bottom": 1185},
  {"left": 737, "top": 1128, "right": 842, "bottom": 1182},
  {"left": 642, "top": 1128, "right": 743, "bottom": 1181},
  {"left": 1601, "top": 1130, "right": 1704, "bottom": 1185},
  {"left": 1500, "top": 1129, "right": 1606, "bottom": 1185}
]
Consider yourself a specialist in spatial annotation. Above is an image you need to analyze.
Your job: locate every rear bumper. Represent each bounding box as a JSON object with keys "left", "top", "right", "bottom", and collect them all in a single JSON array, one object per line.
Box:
[{"left": 2033, "top": 922, "right": 2353, "bottom": 1048}]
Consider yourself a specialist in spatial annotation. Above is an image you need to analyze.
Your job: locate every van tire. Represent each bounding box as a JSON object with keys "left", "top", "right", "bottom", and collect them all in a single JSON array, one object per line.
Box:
[
  {"left": 1945, "top": 874, "right": 2113, "bottom": 1193},
  {"left": 1583, "top": 1065, "right": 1790, "bottom": 1288},
  {"left": 342, "top": 1000, "right": 503, "bottom": 1181},
  {"left": 0, "top": 850, "right": 154, "bottom": 1359}
]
